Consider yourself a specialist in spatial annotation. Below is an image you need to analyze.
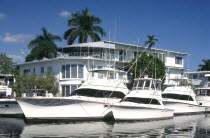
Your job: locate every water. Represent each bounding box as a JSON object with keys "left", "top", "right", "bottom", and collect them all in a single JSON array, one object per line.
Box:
[{"left": 0, "top": 114, "right": 210, "bottom": 138}]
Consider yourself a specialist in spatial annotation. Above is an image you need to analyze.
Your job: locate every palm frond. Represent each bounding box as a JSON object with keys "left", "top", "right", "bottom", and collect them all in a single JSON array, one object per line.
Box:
[
  {"left": 89, "top": 31, "right": 101, "bottom": 42},
  {"left": 91, "top": 26, "right": 106, "bottom": 36},
  {"left": 79, "top": 31, "right": 88, "bottom": 43},
  {"left": 67, "top": 29, "right": 80, "bottom": 45},
  {"left": 63, "top": 28, "right": 78, "bottom": 40}
]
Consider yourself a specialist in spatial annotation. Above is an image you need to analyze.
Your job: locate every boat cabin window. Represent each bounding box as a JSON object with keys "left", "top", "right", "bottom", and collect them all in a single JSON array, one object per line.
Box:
[
  {"left": 145, "top": 81, "right": 150, "bottom": 89},
  {"left": 109, "top": 73, "right": 115, "bottom": 79},
  {"left": 196, "top": 89, "right": 210, "bottom": 96},
  {"left": 122, "top": 97, "right": 161, "bottom": 105},
  {"left": 91, "top": 72, "right": 118, "bottom": 80},
  {"left": 133, "top": 80, "right": 160, "bottom": 90},
  {"left": 162, "top": 93, "right": 194, "bottom": 101},
  {"left": 0, "top": 92, "right": 6, "bottom": 98},
  {"left": 71, "top": 88, "right": 125, "bottom": 99},
  {"left": 138, "top": 80, "right": 144, "bottom": 88}
]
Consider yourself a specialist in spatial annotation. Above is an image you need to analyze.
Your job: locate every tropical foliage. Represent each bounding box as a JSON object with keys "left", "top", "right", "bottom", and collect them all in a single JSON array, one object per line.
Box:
[
  {"left": 198, "top": 59, "right": 210, "bottom": 71},
  {"left": 26, "top": 27, "right": 62, "bottom": 62},
  {"left": 11, "top": 72, "right": 59, "bottom": 96},
  {"left": 0, "top": 53, "right": 15, "bottom": 74},
  {"left": 130, "top": 53, "right": 166, "bottom": 80},
  {"left": 145, "top": 35, "right": 158, "bottom": 49},
  {"left": 64, "top": 8, "right": 106, "bottom": 45}
]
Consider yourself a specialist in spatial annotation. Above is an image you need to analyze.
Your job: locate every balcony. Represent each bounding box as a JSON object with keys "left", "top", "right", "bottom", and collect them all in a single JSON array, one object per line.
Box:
[{"left": 58, "top": 52, "right": 132, "bottom": 62}]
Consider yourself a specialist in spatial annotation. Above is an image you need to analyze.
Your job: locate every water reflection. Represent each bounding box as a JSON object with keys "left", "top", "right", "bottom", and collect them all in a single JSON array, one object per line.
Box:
[
  {"left": 21, "top": 121, "right": 113, "bottom": 138},
  {"left": 0, "top": 118, "right": 25, "bottom": 137},
  {"left": 0, "top": 114, "right": 210, "bottom": 137}
]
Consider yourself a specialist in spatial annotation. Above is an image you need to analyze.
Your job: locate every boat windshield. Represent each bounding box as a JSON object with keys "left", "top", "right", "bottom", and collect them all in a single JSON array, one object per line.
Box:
[
  {"left": 71, "top": 88, "right": 125, "bottom": 99},
  {"left": 122, "top": 97, "right": 161, "bottom": 105},
  {"left": 162, "top": 93, "right": 194, "bottom": 101},
  {"left": 133, "top": 80, "right": 160, "bottom": 90}
]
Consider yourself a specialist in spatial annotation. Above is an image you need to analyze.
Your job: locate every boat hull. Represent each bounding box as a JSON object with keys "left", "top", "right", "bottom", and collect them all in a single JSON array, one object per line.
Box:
[
  {"left": 111, "top": 105, "right": 174, "bottom": 121},
  {"left": 16, "top": 97, "right": 112, "bottom": 121},
  {"left": 0, "top": 99, "right": 23, "bottom": 116},
  {"left": 162, "top": 101, "right": 206, "bottom": 115}
]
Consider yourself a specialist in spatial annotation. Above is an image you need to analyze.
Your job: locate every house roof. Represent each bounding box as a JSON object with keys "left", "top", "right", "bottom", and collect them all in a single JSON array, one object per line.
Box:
[
  {"left": 103, "top": 40, "right": 190, "bottom": 55},
  {"left": 186, "top": 71, "right": 210, "bottom": 74}
]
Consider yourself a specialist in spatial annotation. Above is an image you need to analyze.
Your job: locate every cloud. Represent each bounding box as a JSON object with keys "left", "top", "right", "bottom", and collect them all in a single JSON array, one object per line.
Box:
[
  {"left": 8, "top": 55, "right": 25, "bottom": 63},
  {"left": 0, "top": 33, "right": 33, "bottom": 43},
  {"left": 0, "top": 13, "right": 7, "bottom": 19},
  {"left": 59, "top": 11, "right": 71, "bottom": 18}
]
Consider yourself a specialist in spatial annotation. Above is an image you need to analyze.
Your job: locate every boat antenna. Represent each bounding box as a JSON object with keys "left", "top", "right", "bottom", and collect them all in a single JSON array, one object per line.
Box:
[
  {"left": 135, "top": 38, "right": 140, "bottom": 78},
  {"left": 114, "top": 17, "right": 117, "bottom": 41},
  {"left": 108, "top": 30, "right": 111, "bottom": 79}
]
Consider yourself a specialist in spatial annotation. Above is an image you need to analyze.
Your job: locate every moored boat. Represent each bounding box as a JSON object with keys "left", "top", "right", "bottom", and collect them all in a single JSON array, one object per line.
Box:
[
  {"left": 0, "top": 85, "right": 23, "bottom": 116},
  {"left": 195, "top": 82, "right": 210, "bottom": 112},
  {"left": 16, "top": 68, "right": 129, "bottom": 121},
  {"left": 110, "top": 77, "right": 174, "bottom": 121},
  {"left": 162, "top": 77, "right": 206, "bottom": 115}
]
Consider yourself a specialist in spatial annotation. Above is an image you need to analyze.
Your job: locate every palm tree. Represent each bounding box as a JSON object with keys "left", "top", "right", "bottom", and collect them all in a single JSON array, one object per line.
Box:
[
  {"left": 145, "top": 35, "right": 158, "bottom": 49},
  {"left": 64, "top": 8, "right": 106, "bottom": 45},
  {"left": 27, "top": 27, "right": 62, "bottom": 61},
  {"left": 198, "top": 59, "right": 210, "bottom": 71}
]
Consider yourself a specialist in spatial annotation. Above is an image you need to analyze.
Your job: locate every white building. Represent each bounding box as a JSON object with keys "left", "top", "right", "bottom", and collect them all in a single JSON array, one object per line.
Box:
[
  {"left": 186, "top": 71, "right": 210, "bottom": 87},
  {"left": 16, "top": 41, "right": 189, "bottom": 96}
]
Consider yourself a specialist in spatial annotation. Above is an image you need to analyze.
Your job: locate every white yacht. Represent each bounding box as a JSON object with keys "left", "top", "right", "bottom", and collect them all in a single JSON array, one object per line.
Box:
[
  {"left": 162, "top": 77, "right": 206, "bottom": 115},
  {"left": 0, "top": 85, "right": 23, "bottom": 116},
  {"left": 195, "top": 82, "right": 210, "bottom": 112},
  {"left": 110, "top": 77, "right": 174, "bottom": 121},
  {"left": 16, "top": 68, "right": 129, "bottom": 121}
]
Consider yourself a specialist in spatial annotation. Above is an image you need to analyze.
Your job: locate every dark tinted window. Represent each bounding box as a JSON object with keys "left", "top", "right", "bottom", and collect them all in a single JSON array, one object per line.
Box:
[
  {"left": 162, "top": 94, "right": 194, "bottom": 101},
  {"left": 145, "top": 81, "right": 150, "bottom": 88},
  {"left": 71, "top": 88, "right": 125, "bottom": 99},
  {"left": 123, "top": 97, "right": 160, "bottom": 105}
]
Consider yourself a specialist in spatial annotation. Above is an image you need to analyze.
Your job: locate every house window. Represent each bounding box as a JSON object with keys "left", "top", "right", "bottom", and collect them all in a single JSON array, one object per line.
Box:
[
  {"left": 33, "top": 68, "right": 36, "bottom": 73},
  {"left": 41, "top": 67, "right": 44, "bottom": 74},
  {"left": 61, "top": 64, "right": 84, "bottom": 79},
  {"left": 62, "top": 65, "right": 66, "bottom": 78},
  {"left": 162, "top": 54, "right": 166, "bottom": 62},
  {"left": 23, "top": 69, "right": 30, "bottom": 75},
  {"left": 71, "top": 85, "right": 77, "bottom": 93},
  {"left": 78, "top": 65, "right": 84, "bottom": 78},
  {"left": 66, "top": 64, "right": 70, "bottom": 78},
  {"left": 62, "top": 85, "right": 78, "bottom": 97},
  {"left": 193, "top": 74, "right": 198, "bottom": 79},
  {"left": 71, "top": 64, "right": 77, "bottom": 78},
  {"left": 47, "top": 66, "right": 53, "bottom": 72},
  {"left": 119, "top": 50, "right": 125, "bottom": 61},
  {"left": 175, "top": 57, "right": 182, "bottom": 65}
]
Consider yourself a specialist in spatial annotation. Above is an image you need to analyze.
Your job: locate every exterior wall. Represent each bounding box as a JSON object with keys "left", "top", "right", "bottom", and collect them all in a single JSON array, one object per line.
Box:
[
  {"left": 165, "top": 53, "right": 184, "bottom": 68},
  {"left": 165, "top": 68, "right": 184, "bottom": 85}
]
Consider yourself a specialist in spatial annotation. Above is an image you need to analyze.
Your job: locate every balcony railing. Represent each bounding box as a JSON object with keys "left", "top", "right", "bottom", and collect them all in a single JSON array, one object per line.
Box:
[{"left": 58, "top": 52, "right": 132, "bottom": 62}]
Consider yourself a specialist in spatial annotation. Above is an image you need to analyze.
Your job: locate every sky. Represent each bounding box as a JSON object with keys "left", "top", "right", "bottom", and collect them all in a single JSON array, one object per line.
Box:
[{"left": 0, "top": 0, "right": 210, "bottom": 71}]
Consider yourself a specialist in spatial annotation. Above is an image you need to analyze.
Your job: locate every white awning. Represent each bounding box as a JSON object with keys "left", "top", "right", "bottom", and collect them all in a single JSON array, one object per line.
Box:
[{"left": 61, "top": 41, "right": 115, "bottom": 49}]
